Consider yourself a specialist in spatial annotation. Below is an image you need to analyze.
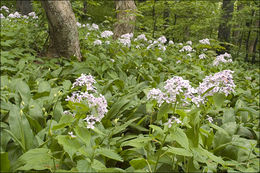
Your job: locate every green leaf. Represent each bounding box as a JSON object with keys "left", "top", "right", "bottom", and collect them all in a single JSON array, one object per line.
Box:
[
  {"left": 38, "top": 81, "right": 51, "bottom": 93},
  {"left": 0, "top": 152, "right": 10, "bottom": 172},
  {"left": 13, "top": 79, "right": 31, "bottom": 104},
  {"left": 57, "top": 135, "right": 82, "bottom": 160},
  {"left": 74, "top": 126, "right": 91, "bottom": 146},
  {"left": 97, "top": 148, "right": 123, "bottom": 162},
  {"left": 166, "top": 146, "right": 192, "bottom": 157},
  {"left": 169, "top": 127, "right": 189, "bottom": 150},
  {"left": 213, "top": 93, "right": 225, "bottom": 108},
  {"left": 52, "top": 114, "right": 74, "bottom": 130},
  {"left": 91, "top": 159, "right": 107, "bottom": 170},
  {"left": 99, "top": 168, "right": 125, "bottom": 172},
  {"left": 223, "top": 108, "right": 235, "bottom": 124},
  {"left": 157, "top": 103, "right": 171, "bottom": 121},
  {"left": 8, "top": 105, "right": 36, "bottom": 151},
  {"left": 13, "top": 148, "right": 55, "bottom": 171},
  {"left": 77, "top": 159, "right": 93, "bottom": 172},
  {"left": 130, "top": 158, "right": 147, "bottom": 169},
  {"left": 112, "top": 118, "right": 138, "bottom": 135},
  {"left": 105, "top": 97, "right": 130, "bottom": 119}
]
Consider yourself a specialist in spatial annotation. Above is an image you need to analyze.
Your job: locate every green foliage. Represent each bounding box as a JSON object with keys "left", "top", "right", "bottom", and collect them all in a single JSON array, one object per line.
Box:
[{"left": 0, "top": 1, "right": 259, "bottom": 172}]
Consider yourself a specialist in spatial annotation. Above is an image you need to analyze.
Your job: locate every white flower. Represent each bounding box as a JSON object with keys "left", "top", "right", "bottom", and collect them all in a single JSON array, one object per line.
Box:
[
  {"left": 178, "top": 43, "right": 183, "bottom": 46},
  {"left": 76, "top": 22, "right": 82, "bottom": 27},
  {"left": 158, "top": 36, "right": 167, "bottom": 44},
  {"left": 169, "top": 40, "right": 174, "bottom": 45},
  {"left": 180, "top": 45, "right": 193, "bottom": 52},
  {"left": 199, "top": 38, "right": 210, "bottom": 45},
  {"left": 165, "top": 116, "right": 183, "bottom": 128},
  {"left": 101, "top": 30, "right": 113, "bottom": 38},
  {"left": 203, "top": 48, "right": 207, "bottom": 51},
  {"left": 118, "top": 38, "right": 131, "bottom": 47},
  {"left": 105, "top": 41, "right": 110, "bottom": 45},
  {"left": 0, "top": 13, "right": 4, "bottom": 19},
  {"left": 199, "top": 53, "right": 206, "bottom": 59},
  {"left": 23, "top": 15, "right": 28, "bottom": 19},
  {"left": 157, "top": 57, "right": 163, "bottom": 61},
  {"left": 68, "top": 132, "right": 76, "bottom": 138},
  {"left": 71, "top": 73, "right": 96, "bottom": 91},
  {"left": 93, "top": 40, "right": 102, "bottom": 46},
  {"left": 176, "top": 60, "right": 181, "bottom": 64},
  {"left": 90, "top": 23, "right": 99, "bottom": 30},
  {"left": 213, "top": 53, "right": 232, "bottom": 66},
  {"left": 0, "top": 6, "right": 9, "bottom": 12},
  {"left": 206, "top": 115, "right": 213, "bottom": 123},
  {"left": 121, "top": 33, "right": 133, "bottom": 39},
  {"left": 186, "top": 41, "right": 192, "bottom": 45},
  {"left": 134, "top": 34, "right": 147, "bottom": 41},
  {"left": 110, "top": 59, "right": 115, "bottom": 62}
]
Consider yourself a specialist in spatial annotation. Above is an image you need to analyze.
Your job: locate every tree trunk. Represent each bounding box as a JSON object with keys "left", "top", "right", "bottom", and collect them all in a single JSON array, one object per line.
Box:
[
  {"left": 218, "top": 0, "right": 234, "bottom": 51},
  {"left": 113, "top": 0, "right": 137, "bottom": 39},
  {"left": 152, "top": 0, "right": 157, "bottom": 38},
  {"left": 163, "top": 1, "right": 170, "bottom": 40},
  {"left": 245, "top": 9, "right": 255, "bottom": 62},
  {"left": 42, "top": 1, "right": 81, "bottom": 61},
  {"left": 16, "top": 0, "right": 33, "bottom": 15},
  {"left": 251, "top": 33, "right": 258, "bottom": 63}
]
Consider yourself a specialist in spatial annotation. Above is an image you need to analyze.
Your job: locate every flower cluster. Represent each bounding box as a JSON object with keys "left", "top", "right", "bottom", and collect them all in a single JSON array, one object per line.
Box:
[
  {"left": 0, "top": 6, "right": 9, "bottom": 13},
  {"left": 134, "top": 34, "right": 147, "bottom": 42},
  {"left": 65, "top": 74, "right": 108, "bottom": 129},
  {"left": 165, "top": 116, "right": 183, "bottom": 128},
  {"left": 199, "top": 38, "right": 210, "bottom": 45},
  {"left": 213, "top": 53, "right": 232, "bottom": 66},
  {"left": 148, "top": 70, "right": 235, "bottom": 107},
  {"left": 158, "top": 36, "right": 167, "bottom": 44},
  {"left": 199, "top": 53, "right": 206, "bottom": 59},
  {"left": 197, "top": 70, "right": 236, "bottom": 97},
  {"left": 179, "top": 45, "right": 193, "bottom": 52},
  {"left": 93, "top": 39, "right": 102, "bottom": 46},
  {"left": 101, "top": 30, "right": 113, "bottom": 38},
  {"left": 186, "top": 41, "right": 192, "bottom": 45},
  {"left": 118, "top": 33, "right": 133, "bottom": 47}
]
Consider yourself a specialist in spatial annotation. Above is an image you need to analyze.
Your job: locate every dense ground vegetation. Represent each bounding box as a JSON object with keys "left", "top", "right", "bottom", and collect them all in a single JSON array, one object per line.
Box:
[{"left": 0, "top": 1, "right": 259, "bottom": 172}]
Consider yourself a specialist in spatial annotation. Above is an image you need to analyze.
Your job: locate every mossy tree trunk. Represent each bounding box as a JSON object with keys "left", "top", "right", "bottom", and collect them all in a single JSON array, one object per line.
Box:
[
  {"left": 42, "top": 1, "right": 81, "bottom": 61},
  {"left": 113, "top": 0, "right": 137, "bottom": 39}
]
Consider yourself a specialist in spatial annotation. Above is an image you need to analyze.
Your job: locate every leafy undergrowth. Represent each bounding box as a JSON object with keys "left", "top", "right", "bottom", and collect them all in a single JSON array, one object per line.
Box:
[{"left": 1, "top": 11, "right": 259, "bottom": 173}]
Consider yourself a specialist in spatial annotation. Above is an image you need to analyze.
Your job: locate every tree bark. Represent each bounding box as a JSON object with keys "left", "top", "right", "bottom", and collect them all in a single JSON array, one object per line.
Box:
[
  {"left": 152, "top": 0, "right": 157, "bottom": 38},
  {"left": 218, "top": 0, "right": 234, "bottom": 51},
  {"left": 245, "top": 9, "right": 255, "bottom": 62},
  {"left": 163, "top": 1, "right": 170, "bottom": 40},
  {"left": 42, "top": 1, "right": 81, "bottom": 61},
  {"left": 16, "top": 0, "right": 33, "bottom": 15},
  {"left": 113, "top": 0, "right": 137, "bottom": 39}
]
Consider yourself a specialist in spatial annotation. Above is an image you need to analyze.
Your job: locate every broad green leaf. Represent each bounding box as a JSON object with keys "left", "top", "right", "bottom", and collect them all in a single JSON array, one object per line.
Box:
[
  {"left": 169, "top": 127, "right": 189, "bottom": 150},
  {"left": 57, "top": 135, "right": 82, "bottom": 159},
  {"left": 74, "top": 126, "right": 91, "bottom": 146},
  {"left": 213, "top": 93, "right": 225, "bottom": 108},
  {"left": 157, "top": 103, "right": 171, "bottom": 121},
  {"left": 112, "top": 118, "right": 138, "bottom": 135},
  {"left": 52, "top": 114, "right": 74, "bottom": 130},
  {"left": 129, "top": 158, "right": 147, "bottom": 169},
  {"left": 8, "top": 105, "right": 36, "bottom": 151},
  {"left": 0, "top": 152, "right": 10, "bottom": 172},
  {"left": 77, "top": 159, "right": 93, "bottom": 172},
  {"left": 166, "top": 146, "right": 192, "bottom": 157},
  {"left": 99, "top": 168, "right": 125, "bottom": 172},
  {"left": 91, "top": 159, "right": 106, "bottom": 170},
  {"left": 38, "top": 81, "right": 51, "bottom": 93},
  {"left": 13, "top": 148, "right": 55, "bottom": 171},
  {"left": 97, "top": 148, "right": 123, "bottom": 162},
  {"left": 223, "top": 108, "right": 235, "bottom": 124}
]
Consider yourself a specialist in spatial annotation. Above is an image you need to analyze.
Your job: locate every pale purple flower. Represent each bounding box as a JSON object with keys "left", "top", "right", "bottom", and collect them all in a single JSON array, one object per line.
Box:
[
  {"left": 101, "top": 30, "right": 113, "bottom": 38},
  {"left": 134, "top": 34, "right": 147, "bottom": 41},
  {"left": 105, "top": 41, "right": 110, "bottom": 45},
  {"left": 94, "top": 39, "right": 102, "bottom": 46},
  {"left": 68, "top": 132, "right": 76, "bottom": 138},
  {"left": 199, "top": 38, "right": 210, "bottom": 45},
  {"left": 186, "top": 41, "right": 192, "bottom": 45},
  {"left": 76, "top": 22, "right": 82, "bottom": 27},
  {"left": 165, "top": 116, "right": 183, "bottom": 128},
  {"left": 0, "top": 13, "right": 4, "bottom": 19},
  {"left": 91, "top": 23, "right": 99, "bottom": 30},
  {"left": 169, "top": 40, "right": 174, "bottom": 45},
  {"left": 147, "top": 88, "right": 165, "bottom": 107},
  {"left": 206, "top": 115, "right": 213, "bottom": 123},
  {"left": 0, "top": 6, "right": 9, "bottom": 13},
  {"left": 158, "top": 36, "right": 167, "bottom": 44},
  {"left": 199, "top": 53, "right": 206, "bottom": 59},
  {"left": 71, "top": 73, "right": 96, "bottom": 91},
  {"left": 180, "top": 45, "right": 193, "bottom": 52},
  {"left": 213, "top": 53, "right": 232, "bottom": 66}
]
